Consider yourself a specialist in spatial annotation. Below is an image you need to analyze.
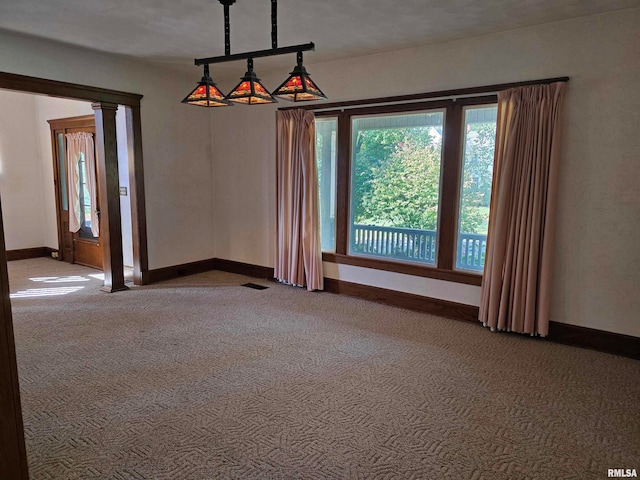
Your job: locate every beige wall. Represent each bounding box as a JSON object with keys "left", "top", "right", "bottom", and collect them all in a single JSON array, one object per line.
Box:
[
  {"left": 210, "top": 9, "right": 640, "bottom": 337},
  {"left": 0, "top": 31, "right": 214, "bottom": 269},
  {"left": 0, "top": 90, "right": 44, "bottom": 250},
  {"left": 0, "top": 91, "right": 130, "bottom": 258}
]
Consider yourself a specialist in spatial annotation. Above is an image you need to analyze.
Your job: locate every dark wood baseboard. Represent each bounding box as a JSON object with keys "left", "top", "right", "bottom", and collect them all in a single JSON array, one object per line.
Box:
[
  {"left": 546, "top": 321, "right": 639, "bottom": 360},
  {"left": 213, "top": 258, "right": 274, "bottom": 279},
  {"left": 323, "top": 278, "right": 639, "bottom": 360},
  {"left": 6, "top": 247, "right": 57, "bottom": 262},
  {"left": 147, "top": 258, "right": 217, "bottom": 284},
  {"left": 145, "top": 257, "right": 639, "bottom": 360},
  {"left": 323, "top": 278, "right": 479, "bottom": 323}
]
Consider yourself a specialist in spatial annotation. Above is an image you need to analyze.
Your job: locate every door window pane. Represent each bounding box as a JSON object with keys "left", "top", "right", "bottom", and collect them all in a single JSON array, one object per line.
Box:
[
  {"left": 57, "top": 133, "right": 68, "bottom": 211},
  {"left": 316, "top": 118, "right": 337, "bottom": 252},
  {"left": 77, "top": 152, "right": 97, "bottom": 240},
  {"left": 456, "top": 105, "right": 497, "bottom": 271},
  {"left": 349, "top": 111, "right": 444, "bottom": 264}
]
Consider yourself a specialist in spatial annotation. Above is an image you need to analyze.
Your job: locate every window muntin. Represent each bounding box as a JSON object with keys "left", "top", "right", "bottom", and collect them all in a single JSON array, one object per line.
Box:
[
  {"left": 316, "top": 117, "right": 338, "bottom": 252},
  {"left": 455, "top": 105, "right": 497, "bottom": 271},
  {"left": 348, "top": 111, "right": 445, "bottom": 265}
]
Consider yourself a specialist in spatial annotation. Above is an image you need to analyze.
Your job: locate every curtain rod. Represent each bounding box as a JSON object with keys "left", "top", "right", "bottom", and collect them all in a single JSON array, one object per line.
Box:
[{"left": 278, "top": 76, "right": 569, "bottom": 112}]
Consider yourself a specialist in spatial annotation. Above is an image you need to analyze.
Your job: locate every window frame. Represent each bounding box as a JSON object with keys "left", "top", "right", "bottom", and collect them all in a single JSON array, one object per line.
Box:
[{"left": 314, "top": 95, "right": 497, "bottom": 286}]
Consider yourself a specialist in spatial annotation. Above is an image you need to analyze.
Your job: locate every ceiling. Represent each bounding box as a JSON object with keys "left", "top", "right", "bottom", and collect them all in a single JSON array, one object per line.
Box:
[{"left": 0, "top": 0, "right": 635, "bottom": 78}]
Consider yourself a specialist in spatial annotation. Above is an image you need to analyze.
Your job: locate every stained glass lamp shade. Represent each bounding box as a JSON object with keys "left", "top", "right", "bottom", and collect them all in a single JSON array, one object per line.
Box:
[
  {"left": 181, "top": 65, "right": 232, "bottom": 107},
  {"left": 226, "top": 59, "right": 277, "bottom": 105},
  {"left": 273, "top": 52, "right": 327, "bottom": 102}
]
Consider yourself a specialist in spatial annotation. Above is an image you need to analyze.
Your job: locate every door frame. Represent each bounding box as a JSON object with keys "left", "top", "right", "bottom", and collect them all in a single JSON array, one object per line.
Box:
[
  {"left": 0, "top": 71, "right": 149, "bottom": 477},
  {"left": 49, "top": 115, "right": 101, "bottom": 268}
]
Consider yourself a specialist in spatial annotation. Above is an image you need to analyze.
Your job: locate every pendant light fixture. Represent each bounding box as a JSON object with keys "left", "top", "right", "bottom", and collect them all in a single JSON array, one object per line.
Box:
[
  {"left": 183, "top": 0, "right": 327, "bottom": 108},
  {"left": 273, "top": 51, "right": 327, "bottom": 102},
  {"left": 181, "top": 64, "right": 233, "bottom": 107},
  {"left": 226, "top": 58, "right": 277, "bottom": 104}
]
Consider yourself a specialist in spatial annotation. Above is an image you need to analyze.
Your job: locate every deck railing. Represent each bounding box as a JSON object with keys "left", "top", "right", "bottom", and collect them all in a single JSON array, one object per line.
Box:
[
  {"left": 350, "top": 224, "right": 487, "bottom": 272},
  {"left": 455, "top": 233, "right": 487, "bottom": 272},
  {"left": 351, "top": 224, "right": 437, "bottom": 265}
]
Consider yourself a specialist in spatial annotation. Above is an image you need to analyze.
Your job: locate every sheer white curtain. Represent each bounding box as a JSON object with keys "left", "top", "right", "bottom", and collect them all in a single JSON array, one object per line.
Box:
[{"left": 65, "top": 132, "right": 99, "bottom": 237}]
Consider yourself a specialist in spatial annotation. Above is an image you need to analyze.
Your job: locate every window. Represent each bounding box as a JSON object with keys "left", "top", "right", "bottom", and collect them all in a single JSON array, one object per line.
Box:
[
  {"left": 350, "top": 111, "right": 444, "bottom": 265},
  {"left": 316, "top": 117, "right": 338, "bottom": 252},
  {"left": 77, "top": 152, "right": 97, "bottom": 240},
  {"left": 314, "top": 95, "right": 498, "bottom": 284},
  {"left": 456, "top": 105, "right": 497, "bottom": 271}
]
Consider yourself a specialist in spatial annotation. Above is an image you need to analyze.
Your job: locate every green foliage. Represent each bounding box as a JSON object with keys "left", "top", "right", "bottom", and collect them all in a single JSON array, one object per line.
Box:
[
  {"left": 359, "top": 140, "right": 441, "bottom": 230},
  {"left": 352, "top": 127, "right": 433, "bottom": 223},
  {"left": 458, "top": 122, "right": 496, "bottom": 234},
  {"left": 351, "top": 121, "right": 495, "bottom": 235}
]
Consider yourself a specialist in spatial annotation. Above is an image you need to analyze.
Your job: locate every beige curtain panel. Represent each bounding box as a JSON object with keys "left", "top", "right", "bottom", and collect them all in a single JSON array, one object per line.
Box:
[
  {"left": 66, "top": 132, "right": 99, "bottom": 237},
  {"left": 479, "top": 82, "right": 567, "bottom": 337},
  {"left": 275, "top": 109, "right": 323, "bottom": 291}
]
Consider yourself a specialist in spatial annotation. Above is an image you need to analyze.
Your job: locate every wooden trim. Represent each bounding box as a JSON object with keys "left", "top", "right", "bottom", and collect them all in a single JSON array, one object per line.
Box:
[
  {"left": 92, "top": 102, "right": 127, "bottom": 293},
  {"left": 125, "top": 106, "right": 149, "bottom": 286},
  {"left": 437, "top": 102, "right": 463, "bottom": 270},
  {"left": 546, "top": 322, "right": 640, "bottom": 361},
  {"left": 279, "top": 77, "right": 569, "bottom": 112},
  {"left": 50, "top": 126, "right": 66, "bottom": 263},
  {"left": 214, "top": 258, "right": 275, "bottom": 279},
  {"left": 47, "top": 114, "right": 95, "bottom": 130},
  {"left": 0, "top": 71, "right": 142, "bottom": 106},
  {"left": 146, "top": 258, "right": 274, "bottom": 284},
  {"left": 454, "top": 95, "right": 498, "bottom": 106},
  {"left": 6, "top": 247, "right": 48, "bottom": 262},
  {"left": 323, "top": 278, "right": 479, "bottom": 322},
  {"left": 322, "top": 253, "right": 482, "bottom": 286},
  {"left": 341, "top": 99, "right": 451, "bottom": 118},
  {"left": 49, "top": 115, "right": 97, "bottom": 266},
  {"left": 147, "top": 258, "right": 218, "bottom": 284},
  {"left": 335, "top": 112, "right": 350, "bottom": 255},
  {"left": 323, "top": 277, "right": 640, "bottom": 360},
  {"left": 0, "top": 203, "right": 29, "bottom": 479}
]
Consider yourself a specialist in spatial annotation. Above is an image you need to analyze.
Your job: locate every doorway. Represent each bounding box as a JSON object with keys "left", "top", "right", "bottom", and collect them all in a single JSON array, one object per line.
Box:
[
  {"left": 0, "top": 70, "right": 148, "bottom": 478},
  {"left": 49, "top": 115, "right": 103, "bottom": 270}
]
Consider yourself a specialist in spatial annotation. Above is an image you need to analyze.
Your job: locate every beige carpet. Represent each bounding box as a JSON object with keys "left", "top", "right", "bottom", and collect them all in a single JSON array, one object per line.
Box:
[{"left": 9, "top": 258, "right": 640, "bottom": 479}]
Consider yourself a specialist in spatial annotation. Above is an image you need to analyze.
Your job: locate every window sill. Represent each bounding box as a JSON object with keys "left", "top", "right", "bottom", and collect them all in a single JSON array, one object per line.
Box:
[{"left": 322, "top": 252, "right": 483, "bottom": 286}]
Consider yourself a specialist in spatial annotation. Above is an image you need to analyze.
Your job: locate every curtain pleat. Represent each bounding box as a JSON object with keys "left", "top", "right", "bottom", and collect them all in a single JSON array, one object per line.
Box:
[
  {"left": 479, "top": 82, "right": 566, "bottom": 337},
  {"left": 275, "top": 109, "right": 323, "bottom": 291},
  {"left": 65, "top": 132, "right": 99, "bottom": 236}
]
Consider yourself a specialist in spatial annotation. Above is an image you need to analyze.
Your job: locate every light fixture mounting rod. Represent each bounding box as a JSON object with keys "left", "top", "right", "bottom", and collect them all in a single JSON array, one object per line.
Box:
[
  {"left": 195, "top": 42, "right": 314, "bottom": 66},
  {"left": 271, "top": 0, "right": 278, "bottom": 49},
  {"left": 224, "top": 2, "right": 231, "bottom": 55}
]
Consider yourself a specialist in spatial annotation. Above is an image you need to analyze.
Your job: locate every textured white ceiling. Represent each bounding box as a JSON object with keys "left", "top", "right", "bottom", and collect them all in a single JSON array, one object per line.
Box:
[{"left": 0, "top": 0, "right": 635, "bottom": 77}]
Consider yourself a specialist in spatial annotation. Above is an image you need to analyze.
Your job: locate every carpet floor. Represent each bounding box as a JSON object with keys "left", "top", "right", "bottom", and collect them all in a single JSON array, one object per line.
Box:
[{"left": 9, "top": 258, "right": 640, "bottom": 479}]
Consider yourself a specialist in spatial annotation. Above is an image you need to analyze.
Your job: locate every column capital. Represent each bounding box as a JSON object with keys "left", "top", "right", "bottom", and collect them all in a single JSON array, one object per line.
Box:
[{"left": 91, "top": 102, "right": 119, "bottom": 111}]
